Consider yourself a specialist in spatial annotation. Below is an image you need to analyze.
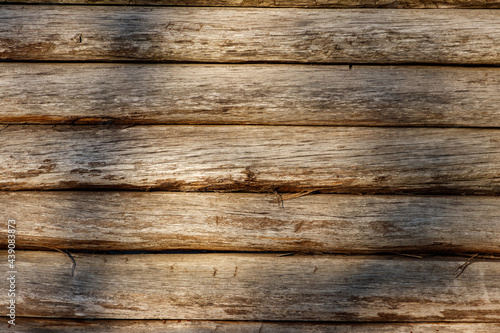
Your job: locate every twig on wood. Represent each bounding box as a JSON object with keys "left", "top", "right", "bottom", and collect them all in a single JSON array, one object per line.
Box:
[
  {"left": 270, "top": 190, "right": 316, "bottom": 207},
  {"left": 455, "top": 253, "right": 479, "bottom": 279},
  {"left": 455, "top": 253, "right": 500, "bottom": 260},
  {"left": 272, "top": 190, "right": 284, "bottom": 208},
  {"left": 36, "top": 245, "right": 77, "bottom": 277},
  {"left": 276, "top": 253, "right": 295, "bottom": 257},
  {"left": 390, "top": 252, "right": 423, "bottom": 259},
  {"left": 280, "top": 190, "right": 316, "bottom": 201}
]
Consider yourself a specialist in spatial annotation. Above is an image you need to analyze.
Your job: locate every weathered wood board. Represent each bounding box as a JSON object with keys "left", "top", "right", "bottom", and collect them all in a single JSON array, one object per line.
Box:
[
  {"left": 5, "top": 252, "right": 500, "bottom": 320},
  {"left": 3, "top": 64, "right": 500, "bottom": 127},
  {"left": 3, "top": 192, "right": 500, "bottom": 253},
  {"left": 2, "top": 7, "right": 500, "bottom": 64},
  {"left": 4, "top": 0, "right": 500, "bottom": 8},
  {"left": 13, "top": 319, "right": 500, "bottom": 333},
  {"left": 1, "top": 125, "right": 500, "bottom": 194}
]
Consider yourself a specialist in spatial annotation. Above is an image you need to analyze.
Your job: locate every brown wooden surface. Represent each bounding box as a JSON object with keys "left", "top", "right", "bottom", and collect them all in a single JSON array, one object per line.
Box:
[
  {"left": 4, "top": 251, "right": 500, "bottom": 320},
  {"left": 3, "top": 0, "right": 500, "bottom": 8},
  {"left": 2, "top": 125, "right": 500, "bottom": 194},
  {"left": 3, "top": 0, "right": 499, "bottom": 329},
  {"left": 2, "top": 7, "right": 500, "bottom": 64},
  {"left": 12, "top": 319, "right": 500, "bottom": 333},
  {"left": 3, "top": 192, "right": 500, "bottom": 253},
  {"left": 2, "top": 64, "right": 500, "bottom": 127}
]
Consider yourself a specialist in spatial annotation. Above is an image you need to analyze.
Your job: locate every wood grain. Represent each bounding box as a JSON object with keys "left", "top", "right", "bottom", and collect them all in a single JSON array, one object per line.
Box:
[
  {"left": 13, "top": 319, "right": 500, "bottom": 333},
  {"left": 2, "top": 7, "right": 500, "bottom": 64},
  {"left": 3, "top": 192, "right": 500, "bottom": 253},
  {"left": 2, "top": 125, "right": 500, "bottom": 194},
  {"left": 3, "top": 64, "right": 500, "bottom": 127},
  {"left": 5, "top": 251, "right": 500, "bottom": 320},
  {"left": 3, "top": 0, "right": 500, "bottom": 8}
]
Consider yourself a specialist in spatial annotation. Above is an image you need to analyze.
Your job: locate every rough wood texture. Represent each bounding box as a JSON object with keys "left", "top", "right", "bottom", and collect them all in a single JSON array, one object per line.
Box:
[
  {"left": 2, "top": 7, "right": 500, "bottom": 64},
  {"left": 3, "top": 0, "right": 500, "bottom": 8},
  {"left": 3, "top": 192, "right": 500, "bottom": 253},
  {"left": 2, "top": 125, "right": 500, "bottom": 194},
  {"left": 13, "top": 319, "right": 500, "bottom": 333},
  {"left": 5, "top": 251, "right": 500, "bottom": 320},
  {"left": 3, "top": 64, "right": 500, "bottom": 127}
]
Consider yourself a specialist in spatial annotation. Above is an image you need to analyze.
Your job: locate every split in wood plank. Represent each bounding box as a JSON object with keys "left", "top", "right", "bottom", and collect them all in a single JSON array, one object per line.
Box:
[
  {"left": 3, "top": 64, "right": 500, "bottom": 127},
  {"left": 3, "top": 192, "right": 500, "bottom": 254},
  {"left": 12, "top": 319, "right": 500, "bottom": 333},
  {"left": 2, "top": 7, "right": 500, "bottom": 64},
  {"left": 3, "top": 0, "right": 500, "bottom": 8},
  {"left": 4, "top": 251, "right": 500, "bottom": 321},
  {"left": 2, "top": 125, "right": 500, "bottom": 194}
]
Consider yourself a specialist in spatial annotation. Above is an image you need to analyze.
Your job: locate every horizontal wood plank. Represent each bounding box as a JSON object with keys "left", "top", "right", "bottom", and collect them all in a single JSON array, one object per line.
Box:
[
  {"left": 5, "top": 252, "right": 500, "bottom": 320},
  {"left": 2, "top": 125, "right": 500, "bottom": 194},
  {"left": 3, "top": 0, "right": 500, "bottom": 8},
  {"left": 2, "top": 7, "right": 500, "bottom": 64},
  {"left": 3, "top": 192, "right": 500, "bottom": 253},
  {"left": 13, "top": 319, "right": 500, "bottom": 332},
  {"left": 3, "top": 64, "right": 500, "bottom": 127}
]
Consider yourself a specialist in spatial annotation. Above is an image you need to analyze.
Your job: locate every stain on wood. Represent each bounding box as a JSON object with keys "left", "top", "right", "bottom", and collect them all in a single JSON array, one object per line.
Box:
[
  {"left": 2, "top": 7, "right": 500, "bottom": 64},
  {"left": 1, "top": 125, "right": 500, "bottom": 194},
  {"left": 3, "top": 192, "right": 500, "bottom": 254},
  {"left": 6, "top": 251, "right": 500, "bottom": 321},
  {"left": 2, "top": 64, "right": 500, "bottom": 127}
]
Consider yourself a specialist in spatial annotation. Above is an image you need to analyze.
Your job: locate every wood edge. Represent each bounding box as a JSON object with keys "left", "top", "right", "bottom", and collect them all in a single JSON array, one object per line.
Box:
[
  {"left": 1, "top": 0, "right": 500, "bottom": 8},
  {"left": 9, "top": 318, "right": 500, "bottom": 332}
]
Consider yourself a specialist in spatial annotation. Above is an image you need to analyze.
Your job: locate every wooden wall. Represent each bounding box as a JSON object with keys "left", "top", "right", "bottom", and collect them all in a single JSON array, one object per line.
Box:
[{"left": 1, "top": 0, "right": 500, "bottom": 331}]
